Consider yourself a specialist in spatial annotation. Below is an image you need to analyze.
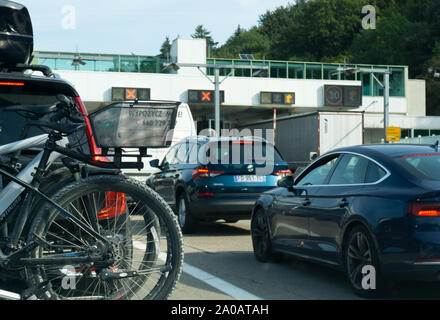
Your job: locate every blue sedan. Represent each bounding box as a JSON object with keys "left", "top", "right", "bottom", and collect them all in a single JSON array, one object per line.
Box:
[{"left": 251, "top": 144, "right": 440, "bottom": 297}]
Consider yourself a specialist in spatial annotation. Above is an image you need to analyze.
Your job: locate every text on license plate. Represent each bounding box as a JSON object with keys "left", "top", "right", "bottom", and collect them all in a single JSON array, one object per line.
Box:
[{"left": 234, "top": 175, "right": 266, "bottom": 183}]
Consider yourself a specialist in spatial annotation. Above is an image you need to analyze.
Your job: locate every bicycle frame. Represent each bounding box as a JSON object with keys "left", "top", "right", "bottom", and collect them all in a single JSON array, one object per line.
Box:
[
  {"left": 0, "top": 134, "right": 66, "bottom": 222},
  {"left": 0, "top": 132, "right": 111, "bottom": 260}
]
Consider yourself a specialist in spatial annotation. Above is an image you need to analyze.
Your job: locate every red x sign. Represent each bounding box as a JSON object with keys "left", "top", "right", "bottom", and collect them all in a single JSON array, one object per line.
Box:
[
  {"left": 125, "top": 89, "right": 137, "bottom": 100},
  {"left": 201, "top": 91, "right": 211, "bottom": 102}
]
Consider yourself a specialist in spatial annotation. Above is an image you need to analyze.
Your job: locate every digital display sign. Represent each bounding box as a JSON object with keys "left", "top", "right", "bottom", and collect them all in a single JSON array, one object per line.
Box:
[
  {"left": 188, "top": 90, "right": 225, "bottom": 104},
  {"left": 112, "top": 87, "right": 151, "bottom": 102},
  {"left": 260, "top": 92, "right": 295, "bottom": 105},
  {"left": 324, "top": 85, "right": 362, "bottom": 107}
]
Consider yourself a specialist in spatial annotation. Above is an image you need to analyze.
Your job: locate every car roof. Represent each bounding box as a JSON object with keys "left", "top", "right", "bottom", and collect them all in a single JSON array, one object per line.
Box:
[{"left": 329, "top": 143, "right": 440, "bottom": 159}]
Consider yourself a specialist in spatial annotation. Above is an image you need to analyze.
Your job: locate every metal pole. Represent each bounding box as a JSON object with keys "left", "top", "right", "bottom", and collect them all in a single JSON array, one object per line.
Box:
[
  {"left": 384, "top": 72, "right": 390, "bottom": 143},
  {"left": 214, "top": 68, "right": 220, "bottom": 136}
]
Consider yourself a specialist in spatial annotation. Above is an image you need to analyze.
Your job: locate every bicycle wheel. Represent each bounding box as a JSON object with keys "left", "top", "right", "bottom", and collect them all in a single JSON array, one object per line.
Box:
[{"left": 26, "top": 174, "right": 183, "bottom": 300}]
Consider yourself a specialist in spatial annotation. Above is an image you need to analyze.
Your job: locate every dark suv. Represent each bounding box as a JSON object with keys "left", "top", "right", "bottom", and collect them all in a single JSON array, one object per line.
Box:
[{"left": 146, "top": 135, "right": 290, "bottom": 233}]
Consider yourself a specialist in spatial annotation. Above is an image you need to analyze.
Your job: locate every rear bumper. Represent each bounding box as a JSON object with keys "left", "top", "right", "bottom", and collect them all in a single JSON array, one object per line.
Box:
[
  {"left": 189, "top": 197, "right": 258, "bottom": 221},
  {"left": 380, "top": 231, "right": 440, "bottom": 282}
]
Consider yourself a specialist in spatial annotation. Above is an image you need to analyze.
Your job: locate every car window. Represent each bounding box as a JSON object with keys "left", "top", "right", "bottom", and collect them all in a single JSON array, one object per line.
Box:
[
  {"left": 205, "top": 141, "right": 283, "bottom": 164},
  {"left": 0, "top": 80, "right": 91, "bottom": 154},
  {"left": 328, "top": 154, "right": 369, "bottom": 185},
  {"left": 188, "top": 143, "right": 199, "bottom": 164},
  {"left": 162, "top": 145, "right": 178, "bottom": 167},
  {"left": 175, "top": 143, "right": 190, "bottom": 164},
  {"left": 397, "top": 154, "right": 440, "bottom": 181},
  {"left": 296, "top": 155, "right": 339, "bottom": 186},
  {"left": 365, "top": 161, "right": 387, "bottom": 183}
]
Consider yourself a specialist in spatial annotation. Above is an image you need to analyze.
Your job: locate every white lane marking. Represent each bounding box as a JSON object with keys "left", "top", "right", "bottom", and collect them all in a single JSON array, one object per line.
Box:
[{"left": 133, "top": 240, "right": 262, "bottom": 300}]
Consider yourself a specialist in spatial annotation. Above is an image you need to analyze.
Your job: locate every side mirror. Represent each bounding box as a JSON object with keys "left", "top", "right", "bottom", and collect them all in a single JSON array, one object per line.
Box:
[
  {"left": 277, "top": 175, "right": 294, "bottom": 189},
  {"left": 150, "top": 159, "right": 161, "bottom": 169}
]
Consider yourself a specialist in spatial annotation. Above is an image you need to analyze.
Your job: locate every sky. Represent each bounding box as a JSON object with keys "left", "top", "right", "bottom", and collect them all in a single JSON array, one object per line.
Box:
[{"left": 17, "top": 0, "right": 292, "bottom": 56}]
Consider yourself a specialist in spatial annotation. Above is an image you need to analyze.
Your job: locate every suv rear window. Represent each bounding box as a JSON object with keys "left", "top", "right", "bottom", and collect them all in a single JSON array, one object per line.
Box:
[
  {"left": 398, "top": 154, "right": 440, "bottom": 181},
  {"left": 205, "top": 141, "right": 284, "bottom": 164},
  {"left": 0, "top": 79, "right": 89, "bottom": 153}
]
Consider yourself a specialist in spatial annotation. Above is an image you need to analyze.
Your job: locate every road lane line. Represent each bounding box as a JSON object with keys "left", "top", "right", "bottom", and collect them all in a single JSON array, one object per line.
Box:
[{"left": 133, "top": 240, "right": 262, "bottom": 300}]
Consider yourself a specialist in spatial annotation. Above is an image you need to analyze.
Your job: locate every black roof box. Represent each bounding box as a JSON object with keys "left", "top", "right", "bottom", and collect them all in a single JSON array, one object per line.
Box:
[{"left": 0, "top": 0, "right": 33, "bottom": 66}]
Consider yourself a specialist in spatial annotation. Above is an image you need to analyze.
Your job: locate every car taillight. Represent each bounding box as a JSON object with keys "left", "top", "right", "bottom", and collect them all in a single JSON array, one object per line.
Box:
[
  {"left": 409, "top": 202, "right": 440, "bottom": 217},
  {"left": 273, "top": 169, "right": 292, "bottom": 177},
  {"left": 97, "top": 192, "right": 126, "bottom": 220},
  {"left": 0, "top": 81, "right": 24, "bottom": 86},
  {"left": 192, "top": 168, "right": 224, "bottom": 180},
  {"left": 73, "top": 97, "right": 109, "bottom": 163}
]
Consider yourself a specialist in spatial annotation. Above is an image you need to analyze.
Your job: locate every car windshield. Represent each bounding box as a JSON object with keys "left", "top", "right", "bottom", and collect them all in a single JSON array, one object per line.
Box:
[{"left": 397, "top": 154, "right": 440, "bottom": 181}]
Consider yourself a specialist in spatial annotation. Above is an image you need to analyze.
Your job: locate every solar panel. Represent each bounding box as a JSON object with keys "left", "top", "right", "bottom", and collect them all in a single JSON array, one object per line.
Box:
[{"left": 239, "top": 54, "right": 255, "bottom": 60}]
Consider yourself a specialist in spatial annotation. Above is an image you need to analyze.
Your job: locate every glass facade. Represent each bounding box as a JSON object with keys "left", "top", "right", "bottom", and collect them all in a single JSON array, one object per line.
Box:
[
  {"left": 32, "top": 51, "right": 406, "bottom": 98},
  {"left": 32, "top": 51, "right": 168, "bottom": 74}
]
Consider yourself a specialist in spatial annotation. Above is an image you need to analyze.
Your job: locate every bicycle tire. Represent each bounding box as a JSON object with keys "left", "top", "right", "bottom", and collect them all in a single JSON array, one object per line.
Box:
[{"left": 26, "top": 174, "right": 183, "bottom": 300}]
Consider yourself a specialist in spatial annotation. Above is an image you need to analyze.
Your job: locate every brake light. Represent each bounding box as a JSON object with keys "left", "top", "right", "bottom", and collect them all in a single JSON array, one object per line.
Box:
[
  {"left": 0, "top": 81, "right": 24, "bottom": 86},
  {"left": 192, "top": 168, "right": 224, "bottom": 180},
  {"left": 197, "top": 192, "right": 214, "bottom": 197},
  {"left": 409, "top": 203, "right": 440, "bottom": 217},
  {"left": 274, "top": 169, "right": 292, "bottom": 177},
  {"left": 402, "top": 154, "right": 440, "bottom": 158},
  {"left": 97, "top": 192, "right": 126, "bottom": 220},
  {"left": 232, "top": 141, "right": 254, "bottom": 144}
]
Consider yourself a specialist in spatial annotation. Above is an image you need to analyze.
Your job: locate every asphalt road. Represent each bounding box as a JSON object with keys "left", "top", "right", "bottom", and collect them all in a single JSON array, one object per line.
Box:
[{"left": 168, "top": 220, "right": 440, "bottom": 300}]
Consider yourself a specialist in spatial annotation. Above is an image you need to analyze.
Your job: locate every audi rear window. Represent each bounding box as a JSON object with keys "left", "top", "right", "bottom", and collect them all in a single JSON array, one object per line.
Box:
[{"left": 398, "top": 154, "right": 440, "bottom": 181}]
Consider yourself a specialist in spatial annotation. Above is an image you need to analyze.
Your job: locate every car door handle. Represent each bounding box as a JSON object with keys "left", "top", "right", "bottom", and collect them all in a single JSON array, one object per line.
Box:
[
  {"left": 338, "top": 198, "right": 349, "bottom": 208},
  {"left": 302, "top": 199, "right": 311, "bottom": 206}
]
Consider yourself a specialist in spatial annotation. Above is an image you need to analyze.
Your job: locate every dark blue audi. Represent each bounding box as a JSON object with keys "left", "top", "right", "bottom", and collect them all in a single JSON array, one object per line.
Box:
[{"left": 251, "top": 144, "right": 440, "bottom": 297}]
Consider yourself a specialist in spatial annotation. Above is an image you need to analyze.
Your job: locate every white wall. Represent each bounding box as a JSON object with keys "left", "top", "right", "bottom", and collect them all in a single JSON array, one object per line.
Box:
[{"left": 407, "top": 79, "right": 426, "bottom": 117}]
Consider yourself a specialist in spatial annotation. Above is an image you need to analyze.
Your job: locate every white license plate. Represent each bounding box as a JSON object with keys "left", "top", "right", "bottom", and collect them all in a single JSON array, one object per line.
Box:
[{"left": 234, "top": 175, "right": 266, "bottom": 183}]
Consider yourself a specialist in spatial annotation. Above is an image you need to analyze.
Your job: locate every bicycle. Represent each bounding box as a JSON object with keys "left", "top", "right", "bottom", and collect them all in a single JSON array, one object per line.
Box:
[{"left": 0, "top": 95, "right": 184, "bottom": 300}]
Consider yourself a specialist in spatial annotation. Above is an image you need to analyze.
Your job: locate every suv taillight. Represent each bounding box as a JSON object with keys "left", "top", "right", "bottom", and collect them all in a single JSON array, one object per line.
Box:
[
  {"left": 409, "top": 202, "right": 440, "bottom": 217},
  {"left": 74, "top": 97, "right": 109, "bottom": 163},
  {"left": 97, "top": 192, "right": 126, "bottom": 220},
  {"left": 192, "top": 168, "right": 224, "bottom": 180}
]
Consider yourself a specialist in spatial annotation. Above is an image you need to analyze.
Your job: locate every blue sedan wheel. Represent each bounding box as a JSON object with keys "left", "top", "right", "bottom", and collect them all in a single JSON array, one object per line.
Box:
[
  {"left": 345, "top": 226, "right": 384, "bottom": 297},
  {"left": 251, "top": 210, "right": 277, "bottom": 262}
]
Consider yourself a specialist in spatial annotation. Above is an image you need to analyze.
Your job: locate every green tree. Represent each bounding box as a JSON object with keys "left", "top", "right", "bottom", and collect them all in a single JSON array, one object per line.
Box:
[
  {"left": 423, "top": 42, "right": 440, "bottom": 115},
  {"left": 214, "top": 27, "right": 270, "bottom": 59},
  {"left": 160, "top": 36, "right": 172, "bottom": 58},
  {"left": 192, "top": 25, "right": 216, "bottom": 48},
  {"left": 270, "top": 0, "right": 366, "bottom": 61}
]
